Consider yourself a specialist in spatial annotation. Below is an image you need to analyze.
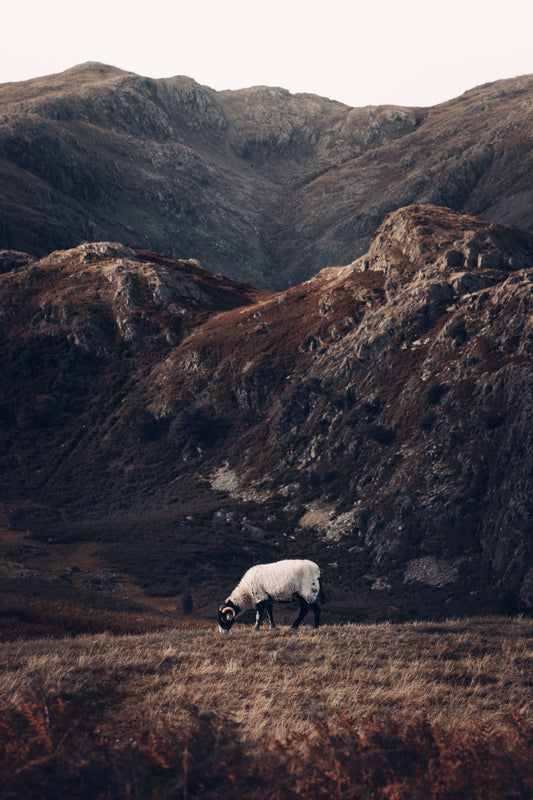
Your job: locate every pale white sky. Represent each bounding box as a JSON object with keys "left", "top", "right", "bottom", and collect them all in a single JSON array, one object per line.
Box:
[{"left": 2, "top": 0, "right": 532, "bottom": 107}]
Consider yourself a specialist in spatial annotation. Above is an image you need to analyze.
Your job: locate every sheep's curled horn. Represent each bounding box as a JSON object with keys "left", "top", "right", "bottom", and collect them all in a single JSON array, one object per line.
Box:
[{"left": 221, "top": 606, "right": 235, "bottom": 619}]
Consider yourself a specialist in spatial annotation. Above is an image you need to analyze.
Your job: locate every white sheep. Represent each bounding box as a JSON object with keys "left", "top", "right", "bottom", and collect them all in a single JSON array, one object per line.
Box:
[{"left": 218, "top": 559, "right": 325, "bottom": 633}]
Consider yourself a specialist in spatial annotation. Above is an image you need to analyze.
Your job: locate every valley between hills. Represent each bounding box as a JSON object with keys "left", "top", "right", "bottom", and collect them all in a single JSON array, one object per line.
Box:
[
  {"left": 0, "top": 65, "right": 532, "bottom": 635},
  {"left": 1, "top": 202, "right": 532, "bottom": 632}
]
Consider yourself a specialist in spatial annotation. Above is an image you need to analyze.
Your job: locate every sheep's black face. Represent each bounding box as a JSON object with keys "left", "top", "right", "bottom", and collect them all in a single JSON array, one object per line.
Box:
[{"left": 218, "top": 604, "right": 237, "bottom": 633}]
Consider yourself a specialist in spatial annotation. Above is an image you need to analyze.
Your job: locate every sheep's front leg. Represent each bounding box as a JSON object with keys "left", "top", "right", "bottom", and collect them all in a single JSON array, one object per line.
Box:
[
  {"left": 265, "top": 603, "right": 276, "bottom": 629},
  {"left": 254, "top": 600, "right": 268, "bottom": 631}
]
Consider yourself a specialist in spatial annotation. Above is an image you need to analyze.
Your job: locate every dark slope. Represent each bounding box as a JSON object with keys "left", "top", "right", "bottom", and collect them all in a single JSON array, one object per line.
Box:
[
  {"left": 0, "top": 64, "right": 532, "bottom": 288},
  {"left": 1, "top": 205, "right": 532, "bottom": 623}
]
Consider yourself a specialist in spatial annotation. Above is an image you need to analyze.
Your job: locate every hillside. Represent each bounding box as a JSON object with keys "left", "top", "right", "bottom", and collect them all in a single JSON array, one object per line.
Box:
[
  {"left": 1, "top": 203, "right": 532, "bottom": 629},
  {"left": 0, "top": 64, "right": 532, "bottom": 288}
]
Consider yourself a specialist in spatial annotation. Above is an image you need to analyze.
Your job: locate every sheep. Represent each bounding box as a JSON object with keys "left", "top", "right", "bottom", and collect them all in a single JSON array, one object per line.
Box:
[{"left": 218, "top": 559, "right": 325, "bottom": 633}]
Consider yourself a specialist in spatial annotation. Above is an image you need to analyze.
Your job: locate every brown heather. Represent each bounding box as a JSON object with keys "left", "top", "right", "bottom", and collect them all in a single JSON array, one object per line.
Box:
[{"left": 0, "top": 617, "right": 532, "bottom": 798}]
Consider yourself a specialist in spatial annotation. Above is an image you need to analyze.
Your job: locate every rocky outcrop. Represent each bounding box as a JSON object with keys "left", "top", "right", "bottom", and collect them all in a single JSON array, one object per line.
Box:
[
  {"left": 0, "top": 64, "right": 532, "bottom": 288},
  {"left": 0, "top": 250, "right": 35, "bottom": 273},
  {"left": 1, "top": 205, "right": 532, "bottom": 619}
]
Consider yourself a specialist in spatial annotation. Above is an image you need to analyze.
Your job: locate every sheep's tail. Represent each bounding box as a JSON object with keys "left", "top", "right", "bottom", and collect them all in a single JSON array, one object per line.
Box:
[{"left": 318, "top": 575, "right": 326, "bottom": 605}]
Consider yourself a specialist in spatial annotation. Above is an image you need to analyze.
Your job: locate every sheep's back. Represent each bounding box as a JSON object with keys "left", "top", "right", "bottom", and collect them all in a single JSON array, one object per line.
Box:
[{"left": 245, "top": 559, "right": 321, "bottom": 603}]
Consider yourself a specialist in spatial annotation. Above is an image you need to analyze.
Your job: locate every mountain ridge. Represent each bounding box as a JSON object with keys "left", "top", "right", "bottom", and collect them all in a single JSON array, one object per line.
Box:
[{"left": 1, "top": 64, "right": 532, "bottom": 288}]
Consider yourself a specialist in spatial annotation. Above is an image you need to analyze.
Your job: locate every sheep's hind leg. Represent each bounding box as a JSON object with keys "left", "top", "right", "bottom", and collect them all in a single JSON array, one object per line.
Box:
[
  {"left": 310, "top": 602, "right": 321, "bottom": 628},
  {"left": 291, "top": 596, "right": 309, "bottom": 629}
]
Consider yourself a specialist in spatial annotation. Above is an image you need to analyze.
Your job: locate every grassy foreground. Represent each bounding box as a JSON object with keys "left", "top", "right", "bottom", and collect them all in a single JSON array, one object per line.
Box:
[{"left": 0, "top": 617, "right": 532, "bottom": 798}]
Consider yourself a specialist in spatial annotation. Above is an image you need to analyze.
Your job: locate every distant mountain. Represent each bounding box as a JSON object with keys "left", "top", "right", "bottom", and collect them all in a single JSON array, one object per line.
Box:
[
  {"left": 1, "top": 204, "right": 532, "bottom": 622},
  {"left": 0, "top": 63, "right": 532, "bottom": 288}
]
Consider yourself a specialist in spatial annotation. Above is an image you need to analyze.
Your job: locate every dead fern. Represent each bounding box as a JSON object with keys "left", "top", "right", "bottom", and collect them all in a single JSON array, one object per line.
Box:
[{"left": 1, "top": 699, "right": 532, "bottom": 799}]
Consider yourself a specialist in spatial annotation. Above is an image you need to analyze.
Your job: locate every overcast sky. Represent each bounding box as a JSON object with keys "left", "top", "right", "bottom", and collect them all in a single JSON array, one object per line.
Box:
[{"left": 2, "top": 0, "right": 532, "bottom": 108}]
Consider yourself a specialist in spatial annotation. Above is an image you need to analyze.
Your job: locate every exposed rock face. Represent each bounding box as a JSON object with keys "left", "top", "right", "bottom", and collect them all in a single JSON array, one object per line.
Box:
[
  {"left": 1, "top": 63, "right": 532, "bottom": 288},
  {"left": 1, "top": 205, "right": 532, "bottom": 619}
]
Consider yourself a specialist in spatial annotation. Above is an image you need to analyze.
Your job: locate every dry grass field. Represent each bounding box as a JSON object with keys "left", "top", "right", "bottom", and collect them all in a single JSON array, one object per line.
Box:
[{"left": 1, "top": 617, "right": 532, "bottom": 799}]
